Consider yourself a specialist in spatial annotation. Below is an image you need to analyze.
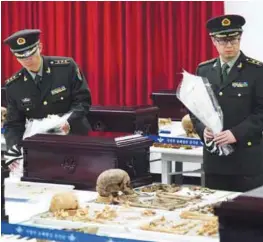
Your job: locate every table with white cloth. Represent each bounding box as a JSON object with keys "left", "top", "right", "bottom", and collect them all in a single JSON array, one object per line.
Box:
[
  {"left": 2, "top": 177, "right": 241, "bottom": 242},
  {"left": 150, "top": 146, "right": 204, "bottom": 186},
  {"left": 149, "top": 121, "right": 204, "bottom": 186},
  {"left": 150, "top": 147, "right": 205, "bottom": 186}
]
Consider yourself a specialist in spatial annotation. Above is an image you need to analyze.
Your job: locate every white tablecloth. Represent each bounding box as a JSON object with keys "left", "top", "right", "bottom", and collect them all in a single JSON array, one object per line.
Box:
[
  {"left": 150, "top": 146, "right": 203, "bottom": 185},
  {"left": 3, "top": 178, "right": 233, "bottom": 242},
  {"left": 150, "top": 121, "right": 203, "bottom": 177}
]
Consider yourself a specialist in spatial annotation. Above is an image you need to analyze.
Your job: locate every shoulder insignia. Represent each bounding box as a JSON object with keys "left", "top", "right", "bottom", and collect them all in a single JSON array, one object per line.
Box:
[
  {"left": 246, "top": 58, "right": 263, "bottom": 67},
  {"left": 5, "top": 72, "right": 22, "bottom": 85},
  {"left": 50, "top": 59, "right": 71, "bottom": 66},
  {"left": 198, "top": 58, "right": 217, "bottom": 67}
]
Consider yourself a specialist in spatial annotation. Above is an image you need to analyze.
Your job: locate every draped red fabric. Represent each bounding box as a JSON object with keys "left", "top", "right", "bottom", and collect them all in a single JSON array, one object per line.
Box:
[{"left": 1, "top": 1, "right": 224, "bottom": 106}]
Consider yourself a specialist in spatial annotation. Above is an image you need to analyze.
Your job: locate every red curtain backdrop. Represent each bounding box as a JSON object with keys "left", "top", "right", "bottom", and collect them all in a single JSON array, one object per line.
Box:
[{"left": 1, "top": 1, "right": 224, "bottom": 106}]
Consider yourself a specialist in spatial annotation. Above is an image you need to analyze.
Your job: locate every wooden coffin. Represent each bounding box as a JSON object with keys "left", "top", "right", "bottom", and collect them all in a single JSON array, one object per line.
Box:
[
  {"left": 22, "top": 132, "right": 153, "bottom": 190},
  {"left": 214, "top": 186, "right": 263, "bottom": 242},
  {"left": 88, "top": 105, "right": 159, "bottom": 135},
  {"left": 150, "top": 90, "right": 187, "bottom": 120}
]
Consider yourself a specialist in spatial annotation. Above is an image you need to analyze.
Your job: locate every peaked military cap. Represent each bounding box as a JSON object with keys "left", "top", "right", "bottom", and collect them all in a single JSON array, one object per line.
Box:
[
  {"left": 206, "top": 14, "right": 246, "bottom": 38},
  {"left": 4, "top": 29, "right": 41, "bottom": 58}
]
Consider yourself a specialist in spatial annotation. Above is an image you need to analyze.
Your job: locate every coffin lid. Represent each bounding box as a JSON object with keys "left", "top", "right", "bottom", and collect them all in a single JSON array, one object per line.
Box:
[
  {"left": 151, "top": 90, "right": 177, "bottom": 96},
  {"left": 90, "top": 105, "right": 159, "bottom": 115},
  {"left": 22, "top": 132, "right": 153, "bottom": 151},
  {"left": 150, "top": 89, "right": 184, "bottom": 105}
]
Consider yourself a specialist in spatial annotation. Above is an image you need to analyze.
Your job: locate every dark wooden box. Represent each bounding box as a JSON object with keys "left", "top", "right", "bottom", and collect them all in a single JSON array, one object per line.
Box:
[
  {"left": 214, "top": 186, "right": 263, "bottom": 242},
  {"left": 150, "top": 90, "right": 187, "bottom": 120},
  {"left": 88, "top": 105, "right": 159, "bottom": 135},
  {"left": 22, "top": 132, "right": 153, "bottom": 190}
]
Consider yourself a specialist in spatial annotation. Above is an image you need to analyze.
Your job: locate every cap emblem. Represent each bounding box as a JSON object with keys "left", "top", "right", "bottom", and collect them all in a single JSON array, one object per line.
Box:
[
  {"left": 17, "top": 37, "right": 26, "bottom": 45},
  {"left": 222, "top": 18, "right": 231, "bottom": 27}
]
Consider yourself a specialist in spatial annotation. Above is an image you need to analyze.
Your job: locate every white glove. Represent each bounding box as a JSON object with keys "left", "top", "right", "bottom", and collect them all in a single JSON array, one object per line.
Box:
[{"left": 4, "top": 145, "right": 23, "bottom": 166}]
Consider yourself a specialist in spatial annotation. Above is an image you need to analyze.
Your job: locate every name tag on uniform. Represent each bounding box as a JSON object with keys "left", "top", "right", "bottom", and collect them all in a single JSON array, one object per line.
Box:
[
  {"left": 21, "top": 97, "right": 32, "bottom": 107},
  {"left": 232, "top": 81, "right": 248, "bottom": 88},
  {"left": 51, "top": 86, "right": 66, "bottom": 95},
  {"left": 21, "top": 98, "right": 31, "bottom": 103}
]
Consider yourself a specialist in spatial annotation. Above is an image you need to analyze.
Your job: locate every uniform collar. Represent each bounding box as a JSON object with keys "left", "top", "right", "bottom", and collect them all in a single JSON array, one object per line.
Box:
[
  {"left": 27, "top": 56, "right": 43, "bottom": 79},
  {"left": 219, "top": 51, "right": 241, "bottom": 71}
]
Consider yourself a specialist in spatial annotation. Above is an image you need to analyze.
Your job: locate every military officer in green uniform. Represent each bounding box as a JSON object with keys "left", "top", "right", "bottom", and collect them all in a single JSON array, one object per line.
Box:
[
  {"left": 190, "top": 15, "right": 263, "bottom": 192},
  {"left": 3, "top": 29, "right": 92, "bottom": 167}
]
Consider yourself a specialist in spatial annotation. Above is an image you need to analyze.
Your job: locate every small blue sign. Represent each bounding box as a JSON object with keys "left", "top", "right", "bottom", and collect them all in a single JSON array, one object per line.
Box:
[
  {"left": 146, "top": 135, "right": 203, "bottom": 147},
  {"left": 1, "top": 222, "right": 151, "bottom": 242}
]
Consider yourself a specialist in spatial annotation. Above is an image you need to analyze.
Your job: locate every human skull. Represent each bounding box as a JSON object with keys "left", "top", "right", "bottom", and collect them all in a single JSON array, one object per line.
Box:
[{"left": 181, "top": 114, "right": 195, "bottom": 134}]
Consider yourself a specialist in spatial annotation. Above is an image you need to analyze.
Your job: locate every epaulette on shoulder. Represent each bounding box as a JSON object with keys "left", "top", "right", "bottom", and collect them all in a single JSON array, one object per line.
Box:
[
  {"left": 198, "top": 58, "right": 217, "bottom": 67},
  {"left": 5, "top": 72, "right": 22, "bottom": 86},
  {"left": 246, "top": 57, "right": 263, "bottom": 67},
  {"left": 49, "top": 58, "right": 72, "bottom": 66}
]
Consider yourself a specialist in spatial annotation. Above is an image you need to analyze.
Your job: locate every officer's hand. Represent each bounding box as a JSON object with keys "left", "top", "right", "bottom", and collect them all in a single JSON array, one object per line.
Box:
[
  {"left": 204, "top": 127, "right": 214, "bottom": 140},
  {"left": 9, "top": 160, "right": 20, "bottom": 171},
  {"left": 214, "top": 130, "right": 237, "bottom": 146},
  {"left": 60, "top": 121, "right": 70, "bottom": 134}
]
